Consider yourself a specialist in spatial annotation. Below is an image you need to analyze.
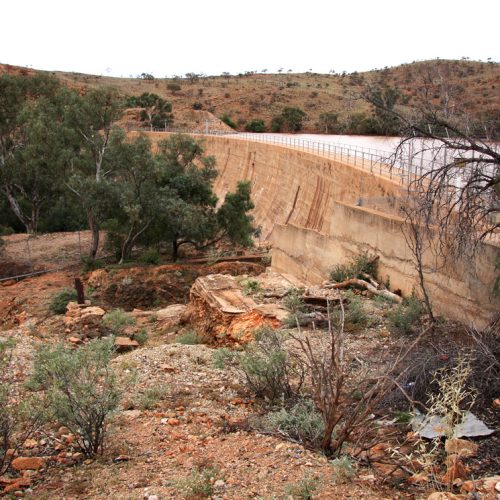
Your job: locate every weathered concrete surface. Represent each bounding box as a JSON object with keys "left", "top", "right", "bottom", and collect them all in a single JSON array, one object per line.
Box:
[
  {"left": 271, "top": 203, "right": 499, "bottom": 327},
  {"left": 145, "top": 133, "right": 499, "bottom": 327}
]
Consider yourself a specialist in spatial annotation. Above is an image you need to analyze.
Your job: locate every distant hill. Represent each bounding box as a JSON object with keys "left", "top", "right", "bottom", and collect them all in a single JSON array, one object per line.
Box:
[{"left": 1, "top": 59, "right": 499, "bottom": 133}]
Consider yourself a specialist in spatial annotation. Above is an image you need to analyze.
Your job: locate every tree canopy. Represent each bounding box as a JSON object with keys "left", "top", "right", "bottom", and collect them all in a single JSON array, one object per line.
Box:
[{"left": 0, "top": 75, "right": 255, "bottom": 263}]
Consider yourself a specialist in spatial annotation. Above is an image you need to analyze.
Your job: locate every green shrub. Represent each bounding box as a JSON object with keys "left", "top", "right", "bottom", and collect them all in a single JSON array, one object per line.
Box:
[
  {"left": 175, "top": 467, "right": 221, "bottom": 498},
  {"left": 245, "top": 119, "right": 265, "bottom": 132},
  {"left": 238, "top": 328, "right": 302, "bottom": 403},
  {"left": 329, "top": 263, "right": 352, "bottom": 283},
  {"left": 212, "top": 347, "right": 235, "bottom": 369},
  {"left": 139, "top": 247, "right": 160, "bottom": 265},
  {"left": 394, "top": 410, "right": 413, "bottom": 424},
  {"left": 284, "top": 474, "right": 319, "bottom": 499},
  {"left": 29, "top": 338, "right": 121, "bottom": 457},
  {"left": 220, "top": 114, "right": 237, "bottom": 129},
  {"left": 81, "top": 256, "right": 104, "bottom": 273},
  {"left": 344, "top": 293, "right": 368, "bottom": 328},
  {"left": 166, "top": 82, "right": 181, "bottom": 93},
  {"left": 103, "top": 309, "right": 136, "bottom": 334},
  {"left": 241, "top": 278, "right": 262, "bottom": 296},
  {"left": 133, "top": 328, "right": 149, "bottom": 346},
  {"left": 282, "top": 289, "right": 308, "bottom": 328},
  {"left": 136, "top": 386, "right": 168, "bottom": 410},
  {"left": 271, "top": 116, "right": 284, "bottom": 132},
  {"left": 345, "top": 295, "right": 368, "bottom": 328},
  {"left": 176, "top": 330, "right": 204, "bottom": 345},
  {"left": 388, "top": 295, "right": 422, "bottom": 335},
  {"left": 0, "top": 225, "right": 14, "bottom": 236},
  {"left": 331, "top": 456, "right": 356, "bottom": 484},
  {"left": 263, "top": 399, "right": 324, "bottom": 447},
  {"left": 493, "top": 255, "right": 500, "bottom": 297},
  {"left": 283, "top": 288, "right": 306, "bottom": 316},
  {"left": 49, "top": 288, "right": 78, "bottom": 315},
  {"left": 329, "top": 251, "right": 378, "bottom": 282}
]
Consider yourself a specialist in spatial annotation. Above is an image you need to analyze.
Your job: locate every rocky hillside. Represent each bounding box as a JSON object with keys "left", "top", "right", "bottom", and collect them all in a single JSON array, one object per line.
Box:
[
  {"left": 1, "top": 59, "right": 499, "bottom": 133},
  {"left": 1, "top": 231, "right": 498, "bottom": 498}
]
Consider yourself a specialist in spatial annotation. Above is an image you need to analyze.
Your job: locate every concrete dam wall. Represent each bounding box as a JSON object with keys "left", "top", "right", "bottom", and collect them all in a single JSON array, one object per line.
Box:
[{"left": 147, "top": 133, "right": 499, "bottom": 328}]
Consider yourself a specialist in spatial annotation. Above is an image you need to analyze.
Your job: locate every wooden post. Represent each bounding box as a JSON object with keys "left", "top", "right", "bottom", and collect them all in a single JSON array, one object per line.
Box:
[{"left": 74, "top": 278, "right": 85, "bottom": 305}]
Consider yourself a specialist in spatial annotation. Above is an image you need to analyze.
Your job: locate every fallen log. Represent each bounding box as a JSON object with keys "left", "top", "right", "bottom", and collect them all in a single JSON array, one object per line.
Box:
[
  {"left": 326, "top": 278, "right": 403, "bottom": 304},
  {"left": 360, "top": 272, "right": 380, "bottom": 289}
]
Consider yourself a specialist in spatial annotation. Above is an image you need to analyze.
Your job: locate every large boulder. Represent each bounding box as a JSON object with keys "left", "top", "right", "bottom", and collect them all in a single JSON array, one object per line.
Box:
[
  {"left": 64, "top": 302, "right": 106, "bottom": 329},
  {"left": 187, "top": 274, "right": 283, "bottom": 344}
]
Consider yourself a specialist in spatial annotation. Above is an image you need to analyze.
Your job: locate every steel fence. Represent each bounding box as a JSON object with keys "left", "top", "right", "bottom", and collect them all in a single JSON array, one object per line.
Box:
[{"left": 128, "top": 125, "right": 437, "bottom": 185}]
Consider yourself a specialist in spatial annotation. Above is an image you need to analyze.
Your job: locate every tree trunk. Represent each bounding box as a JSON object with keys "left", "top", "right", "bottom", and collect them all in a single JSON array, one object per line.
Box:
[
  {"left": 172, "top": 239, "right": 179, "bottom": 262},
  {"left": 31, "top": 204, "right": 40, "bottom": 235},
  {"left": 321, "top": 417, "right": 337, "bottom": 454},
  {"left": 5, "top": 188, "right": 32, "bottom": 233},
  {"left": 119, "top": 237, "right": 134, "bottom": 265},
  {"left": 88, "top": 212, "right": 99, "bottom": 259}
]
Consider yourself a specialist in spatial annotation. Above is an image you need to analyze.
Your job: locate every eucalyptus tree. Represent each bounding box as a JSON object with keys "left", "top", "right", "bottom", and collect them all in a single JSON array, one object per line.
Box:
[
  {"left": 0, "top": 74, "right": 68, "bottom": 233},
  {"left": 133, "top": 134, "right": 255, "bottom": 261},
  {"left": 65, "top": 87, "right": 124, "bottom": 258},
  {"left": 104, "top": 131, "right": 165, "bottom": 263}
]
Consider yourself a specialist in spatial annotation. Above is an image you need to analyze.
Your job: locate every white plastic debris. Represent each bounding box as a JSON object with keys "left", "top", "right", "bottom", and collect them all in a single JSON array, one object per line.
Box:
[{"left": 411, "top": 410, "right": 494, "bottom": 439}]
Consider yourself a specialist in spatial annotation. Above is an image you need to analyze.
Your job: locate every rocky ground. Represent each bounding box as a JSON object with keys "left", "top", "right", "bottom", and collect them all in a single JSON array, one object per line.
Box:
[{"left": 0, "top": 234, "right": 498, "bottom": 499}]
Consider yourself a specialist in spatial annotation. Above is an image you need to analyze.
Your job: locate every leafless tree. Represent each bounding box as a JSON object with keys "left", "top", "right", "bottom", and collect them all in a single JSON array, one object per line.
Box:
[
  {"left": 290, "top": 300, "right": 428, "bottom": 455},
  {"left": 364, "top": 70, "right": 499, "bottom": 317}
]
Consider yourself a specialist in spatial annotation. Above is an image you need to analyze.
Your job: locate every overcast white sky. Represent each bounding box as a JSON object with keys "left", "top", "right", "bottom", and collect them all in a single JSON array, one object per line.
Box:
[{"left": 1, "top": 0, "right": 499, "bottom": 77}]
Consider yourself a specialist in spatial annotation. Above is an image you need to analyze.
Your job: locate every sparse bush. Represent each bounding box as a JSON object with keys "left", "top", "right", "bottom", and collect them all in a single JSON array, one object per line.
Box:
[
  {"left": 238, "top": 327, "right": 304, "bottom": 404},
  {"left": 241, "top": 278, "right": 262, "bottom": 296},
  {"left": 103, "top": 309, "right": 136, "bottom": 334},
  {"left": 283, "top": 288, "right": 306, "bottom": 316},
  {"left": 427, "top": 355, "right": 476, "bottom": 430},
  {"left": 192, "top": 101, "right": 203, "bottom": 110},
  {"left": 394, "top": 410, "right": 413, "bottom": 424},
  {"left": 220, "top": 114, "right": 237, "bottom": 129},
  {"left": 284, "top": 474, "right": 319, "bottom": 499},
  {"left": 282, "top": 288, "right": 308, "bottom": 327},
  {"left": 175, "top": 466, "right": 221, "bottom": 498},
  {"left": 280, "top": 107, "right": 307, "bottom": 132},
  {"left": 388, "top": 295, "right": 422, "bottom": 335},
  {"left": 81, "top": 256, "right": 104, "bottom": 272},
  {"left": 138, "top": 247, "right": 160, "bottom": 265},
  {"left": 136, "top": 385, "right": 168, "bottom": 410},
  {"left": 29, "top": 338, "right": 121, "bottom": 457},
  {"left": 133, "top": 328, "right": 149, "bottom": 345},
  {"left": 245, "top": 119, "right": 265, "bottom": 132},
  {"left": 331, "top": 456, "right": 356, "bottom": 484},
  {"left": 261, "top": 254, "right": 272, "bottom": 266},
  {"left": 336, "top": 292, "right": 368, "bottom": 329},
  {"left": 212, "top": 347, "right": 235, "bottom": 369},
  {"left": 166, "top": 82, "right": 181, "bottom": 93},
  {"left": 329, "top": 251, "right": 378, "bottom": 282},
  {"left": 176, "top": 330, "right": 204, "bottom": 345},
  {"left": 263, "top": 399, "right": 324, "bottom": 447},
  {"left": 271, "top": 115, "right": 284, "bottom": 132},
  {"left": 0, "top": 225, "right": 14, "bottom": 236},
  {"left": 49, "top": 288, "right": 78, "bottom": 315}
]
